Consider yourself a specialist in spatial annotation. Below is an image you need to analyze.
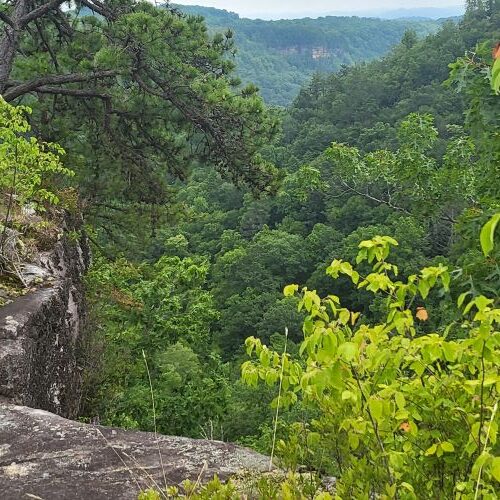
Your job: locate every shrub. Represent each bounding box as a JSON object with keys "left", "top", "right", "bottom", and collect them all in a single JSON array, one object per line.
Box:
[
  {"left": 0, "top": 97, "right": 73, "bottom": 269},
  {"left": 0, "top": 97, "right": 73, "bottom": 208},
  {"left": 242, "top": 231, "right": 500, "bottom": 498}
]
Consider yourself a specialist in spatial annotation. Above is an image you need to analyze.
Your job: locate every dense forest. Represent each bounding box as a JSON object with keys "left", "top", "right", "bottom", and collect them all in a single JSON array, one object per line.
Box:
[
  {"left": 175, "top": 4, "right": 443, "bottom": 105},
  {"left": 0, "top": 0, "right": 499, "bottom": 497}
]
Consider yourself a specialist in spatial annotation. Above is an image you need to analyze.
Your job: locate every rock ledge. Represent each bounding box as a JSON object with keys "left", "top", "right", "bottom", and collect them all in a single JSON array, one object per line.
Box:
[
  {"left": 0, "top": 218, "right": 89, "bottom": 418},
  {"left": 0, "top": 403, "right": 269, "bottom": 500}
]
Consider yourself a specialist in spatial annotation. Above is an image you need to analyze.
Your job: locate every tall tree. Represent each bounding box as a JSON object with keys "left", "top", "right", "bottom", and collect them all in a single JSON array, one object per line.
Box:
[{"left": 0, "top": 1, "right": 278, "bottom": 242}]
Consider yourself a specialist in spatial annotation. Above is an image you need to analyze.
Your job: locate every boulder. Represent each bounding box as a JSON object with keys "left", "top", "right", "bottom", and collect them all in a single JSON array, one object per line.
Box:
[{"left": 0, "top": 403, "right": 269, "bottom": 500}]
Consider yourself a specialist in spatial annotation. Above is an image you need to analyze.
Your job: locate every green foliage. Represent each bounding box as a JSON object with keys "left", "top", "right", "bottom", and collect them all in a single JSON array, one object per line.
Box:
[
  {"left": 283, "top": 16, "right": 499, "bottom": 161},
  {"left": 60, "top": 6, "right": 500, "bottom": 490},
  {"left": 83, "top": 255, "right": 229, "bottom": 437},
  {"left": 138, "top": 471, "right": 329, "bottom": 499},
  {"left": 325, "top": 113, "right": 477, "bottom": 220},
  {"left": 242, "top": 231, "right": 500, "bottom": 497},
  {"left": 0, "top": 97, "right": 74, "bottom": 280},
  {"left": 480, "top": 213, "right": 500, "bottom": 256},
  {"left": 447, "top": 42, "right": 500, "bottom": 201},
  {"left": 492, "top": 55, "right": 500, "bottom": 93},
  {"left": 177, "top": 4, "right": 442, "bottom": 105},
  {"left": 0, "top": 97, "right": 73, "bottom": 207},
  {"left": 279, "top": 165, "right": 327, "bottom": 205},
  {"left": 4, "top": 1, "right": 280, "bottom": 250},
  {"left": 138, "top": 475, "right": 237, "bottom": 500}
]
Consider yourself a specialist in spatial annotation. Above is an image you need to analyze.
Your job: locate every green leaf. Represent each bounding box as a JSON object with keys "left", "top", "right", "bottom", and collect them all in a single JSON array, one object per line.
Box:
[
  {"left": 442, "top": 342, "right": 458, "bottom": 362},
  {"left": 395, "top": 392, "right": 406, "bottom": 410},
  {"left": 441, "top": 271, "right": 450, "bottom": 290},
  {"left": 306, "top": 432, "right": 321, "bottom": 448},
  {"left": 338, "top": 342, "right": 357, "bottom": 362},
  {"left": 441, "top": 441, "right": 455, "bottom": 453},
  {"left": 389, "top": 451, "right": 404, "bottom": 469},
  {"left": 339, "top": 309, "right": 350, "bottom": 325},
  {"left": 410, "top": 360, "right": 425, "bottom": 377},
  {"left": 368, "top": 398, "right": 383, "bottom": 421},
  {"left": 480, "top": 213, "right": 500, "bottom": 256},
  {"left": 265, "top": 371, "right": 278, "bottom": 386},
  {"left": 259, "top": 349, "right": 270, "bottom": 367},
  {"left": 348, "top": 433, "right": 360, "bottom": 450},
  {"left": 283, "top": 284, "right": 299, "bottom": 297},
  {"left": 457, "top": 291, "right": 471, "bottom": 308},
  {"left": 492, "top": 58, "right": 500, "bottom": 94},
  {"left": 401, "top": 482, "right": 415, "bottom": 493},
  {"left": 418, "top": 279, "right": 430, "bottom": 299},
  {"left": 342, "top": 390, "right": 353, "bottom": 400},
  {"left": 492, "top": 457, "right": 500, "bottom": 482},
  {"left": 425, "top": 443, "right": 437, "bottom": 456},
  {"left": 385, "top": 483, "right": 397, "bottom": 498}
]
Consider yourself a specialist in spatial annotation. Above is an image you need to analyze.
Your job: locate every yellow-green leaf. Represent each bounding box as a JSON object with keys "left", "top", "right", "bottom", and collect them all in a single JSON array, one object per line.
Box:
[
  {"left": 369, "top": 398, "right": 383, "bottom": 421},
  {"left": 284, "top": 284, "right": 299, "bottom": 297},
  {"left": 441, "top": 441, "right": 455, "bottom": 453},
  {"left": 338, "top": 342, "right": 357, "bottom": 362},
  {"left": 395, "top": 392, "right": 406, "bottom": 410},
  {"left": 491, "top": 457, "right": 500, "bottom": 482},
  {"left": 425, "top": 443, "right": 437, "bottom": 456},
  {"left": 348, "top": 433, "right": 360, "bottom": 450},
  {"left": 480, "top": 213, "right": 500, "bottom": 256},
  {"left": 492, "top": 57, "right": 500, "bottom": 93}
]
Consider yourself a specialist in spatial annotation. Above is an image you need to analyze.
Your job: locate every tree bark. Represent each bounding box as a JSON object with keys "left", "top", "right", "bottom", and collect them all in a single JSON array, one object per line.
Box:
[
  {"left": 3, "top": 70, "right": 118, "bottom": 101},
  {"left": 0, "top": 0, "right": 27, "bottom": 94},
  {"left": 0, "top": 0, "right": 69, "bottom": 94}
]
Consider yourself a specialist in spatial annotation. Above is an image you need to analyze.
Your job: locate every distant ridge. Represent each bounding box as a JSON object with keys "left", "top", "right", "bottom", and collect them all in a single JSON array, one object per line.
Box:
[
  {"left": 175, "top": 4, "right": 447, "bottom": 105},
  {"left": 359, "top": 6, "right": 464, "bottom": 20},
  {"left": 174, "top": 4, "right": 464, "bottom": 21}
]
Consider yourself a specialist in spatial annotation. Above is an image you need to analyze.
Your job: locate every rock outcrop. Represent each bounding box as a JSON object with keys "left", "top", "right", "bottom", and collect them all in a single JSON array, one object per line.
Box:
[
  {"left": 0, "top": 403, "right": 269, "bottom": 500},
  {"left": 0, "top": 217, "right": 90, "bottom": 419},
  {"left": 0, "top": 217, "right": 270, "bottom": 498}
]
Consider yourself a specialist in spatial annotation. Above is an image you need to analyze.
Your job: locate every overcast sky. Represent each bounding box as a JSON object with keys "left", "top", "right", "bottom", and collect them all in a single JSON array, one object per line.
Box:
[{"left": 174, "top": 0, "right": 463, "bottom": 18}]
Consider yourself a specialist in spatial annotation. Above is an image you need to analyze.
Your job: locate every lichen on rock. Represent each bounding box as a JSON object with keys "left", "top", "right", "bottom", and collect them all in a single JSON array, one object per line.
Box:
[
  {"left": 0, "top": 214, "right": 90, "bottom": 418},
  {"left": 0, "top": 403, "right": 269, "bottom": 500}
]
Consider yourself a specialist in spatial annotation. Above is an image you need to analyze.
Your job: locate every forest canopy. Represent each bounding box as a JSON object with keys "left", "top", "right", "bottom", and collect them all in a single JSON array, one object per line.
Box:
[
  {"left": 1, "top": 0, "right": 500, "bottom": 498},
  {"left": 176, "top": 3, "right": 444, "bottom": 105}
]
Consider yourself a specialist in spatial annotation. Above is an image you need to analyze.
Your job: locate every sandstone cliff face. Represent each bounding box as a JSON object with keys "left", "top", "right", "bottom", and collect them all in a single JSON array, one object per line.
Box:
[
  {"left": 0, "top": 218, "right": 90, "bottom": 418},
  {"left": 0, "top": 404, "right": 269, "bottom": 500}
]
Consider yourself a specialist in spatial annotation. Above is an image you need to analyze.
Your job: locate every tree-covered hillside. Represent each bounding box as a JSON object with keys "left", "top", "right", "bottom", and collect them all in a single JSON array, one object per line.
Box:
[
  {"left": 78, "top": 2, "right": 499, "bottom": 463},
  {"left": 281, "top": 12, "right": 500, "bottom": 161},
  {"left": 1, "top": 0, "right": 499, "bottom": 497},
  {"left": 175, "top": 4, "right": 443, "bottom": 105}
]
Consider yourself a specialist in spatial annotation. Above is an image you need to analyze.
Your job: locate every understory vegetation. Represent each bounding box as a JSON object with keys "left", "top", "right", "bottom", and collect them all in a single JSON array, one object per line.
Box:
[
  {"left": 0, "top": 97, "right": 73, "bottom": 302},
  {"left": 1, "top": 0, "right": 499, "bottom": 497}
]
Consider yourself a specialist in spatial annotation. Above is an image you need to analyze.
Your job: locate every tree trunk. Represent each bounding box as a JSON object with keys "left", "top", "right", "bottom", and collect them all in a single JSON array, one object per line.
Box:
[{"left": 0, "top": 0, "right": 28, "bottom": 94}]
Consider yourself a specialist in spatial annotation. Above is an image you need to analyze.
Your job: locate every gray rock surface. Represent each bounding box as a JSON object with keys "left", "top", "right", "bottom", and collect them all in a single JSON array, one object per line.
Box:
[
  {"left": 0, "top": 216, "right": 90, "bottom": 418},
  {"left": 0, "top": 403, "right": 269, "bottom": 500},
  {"left": 20, "top": 263, "right": 51, "bottom": 287},
  {"left": 0, "top": 227, "right": 21, "bottom": 264}
]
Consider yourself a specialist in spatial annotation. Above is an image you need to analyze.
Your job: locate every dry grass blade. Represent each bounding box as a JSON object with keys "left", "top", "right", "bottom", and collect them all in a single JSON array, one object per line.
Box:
[{"left": 143, "top": 349, "right": 168, "bottom": 491}]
